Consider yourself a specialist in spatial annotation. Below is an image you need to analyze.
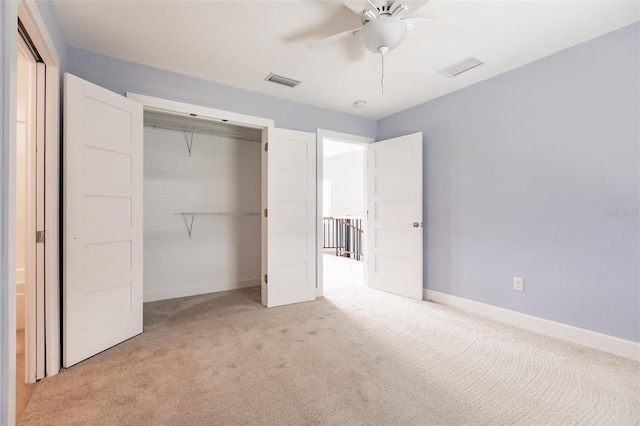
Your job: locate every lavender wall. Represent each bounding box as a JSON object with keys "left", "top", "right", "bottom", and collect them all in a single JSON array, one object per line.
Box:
[
  {"left": 32, "top": 0, "right": 68, "bottom": 71},
  {"left": 67, "top": 48, "right": 376, "bottom": 138},
  {"left": 378, "top": 24, "right": 640, "bottom": 342}
]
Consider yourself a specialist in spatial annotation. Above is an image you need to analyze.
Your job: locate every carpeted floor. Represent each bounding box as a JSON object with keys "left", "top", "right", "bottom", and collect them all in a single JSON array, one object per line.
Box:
[{"left": 19, "top": 256, "right": 640, "bottom": 425}]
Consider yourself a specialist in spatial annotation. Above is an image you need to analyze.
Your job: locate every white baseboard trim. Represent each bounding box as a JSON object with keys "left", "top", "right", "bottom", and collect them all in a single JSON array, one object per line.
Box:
[
  {"left": 144, "top": 278, "right": 260, "bottom": 303},
  {"left": 424, "top": 289, "right": 640, "bottom": 362}
]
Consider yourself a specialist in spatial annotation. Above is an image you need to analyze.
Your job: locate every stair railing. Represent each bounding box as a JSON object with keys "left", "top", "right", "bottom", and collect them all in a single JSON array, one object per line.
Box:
[{"left": 322, "top": 216, "right": 363, "bottom": 261}]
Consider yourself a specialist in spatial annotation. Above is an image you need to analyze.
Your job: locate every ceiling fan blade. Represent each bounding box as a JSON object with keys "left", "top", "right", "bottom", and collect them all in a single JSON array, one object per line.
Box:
[
  {"left": 399, "top": 1, "right": 430, "bottom": 16},
  {"left": 342, "top": 0, "right": 381, "bottom": 17},
  {"left": 387, "top": 0, "right": 406, "bottom": 17},
  {"left": 404, "top": 18, "right": 463, "bottom": 39},
  {"left": 307, "top": 28, "right": 361, "bottom": 50}
]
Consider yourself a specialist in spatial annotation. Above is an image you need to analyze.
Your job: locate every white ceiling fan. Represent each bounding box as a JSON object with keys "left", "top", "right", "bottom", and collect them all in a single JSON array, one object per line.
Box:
[{"left": 308, "top": 0, "right": 463, "bottom": 94}]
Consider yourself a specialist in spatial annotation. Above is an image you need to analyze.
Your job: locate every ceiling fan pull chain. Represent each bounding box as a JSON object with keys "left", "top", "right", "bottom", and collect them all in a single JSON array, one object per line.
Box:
[
  {"left": 379, "top": 46, "right": 389, "bottom": 95},
  {"left": 381, "top": 52, "right": 385, "bottom": 95}
]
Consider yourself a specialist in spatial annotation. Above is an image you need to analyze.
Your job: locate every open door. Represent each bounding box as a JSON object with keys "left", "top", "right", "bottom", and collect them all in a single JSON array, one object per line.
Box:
[
  {"left": 19, "top": 34, "right": 46, "bottom": 381},
  {"left": 33, "top": 61, "right": 45, "bottom": 380},
  {"left": 262, "top": 128, "right": 316, "bottom": 308},
  {"left": 367, "top": 133, "right": 423, "bottom": 300},
  {"left": 63, "top": 74, "right": 143, "bottom": 367}
]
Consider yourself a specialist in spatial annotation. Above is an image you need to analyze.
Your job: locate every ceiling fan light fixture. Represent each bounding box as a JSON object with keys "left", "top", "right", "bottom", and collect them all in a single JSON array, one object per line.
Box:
[
  {"left": 307, "top": 1, "right": 462, "bottom": 96},
  {"left": 360, "top": 16, "right": 407, "bottom": 53}
]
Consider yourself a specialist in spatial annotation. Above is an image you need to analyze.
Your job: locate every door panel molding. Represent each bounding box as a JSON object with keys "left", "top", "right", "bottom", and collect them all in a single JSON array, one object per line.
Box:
[
  {"left": 63, "top": 73, "right": 143, "bottom": 367},
  {"left": 366, "top": 133, "right": 423, "bottom": 300},
  {"left": 263, "top": 127, "right": 317, "bottom": 307}
]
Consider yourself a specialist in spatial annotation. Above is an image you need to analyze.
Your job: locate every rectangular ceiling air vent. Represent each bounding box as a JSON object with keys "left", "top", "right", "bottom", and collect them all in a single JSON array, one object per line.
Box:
[
  {"left": 265, "top": 73, "right": 301, "bottom": 88},
  {"left": 439, "top": 56, "right": 485, "bottom": 78}
]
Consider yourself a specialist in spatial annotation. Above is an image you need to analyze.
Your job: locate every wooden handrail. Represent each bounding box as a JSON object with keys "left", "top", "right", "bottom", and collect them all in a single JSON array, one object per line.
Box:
[{"left": 323, "top": 217, "right": 363, "bottom": 234}]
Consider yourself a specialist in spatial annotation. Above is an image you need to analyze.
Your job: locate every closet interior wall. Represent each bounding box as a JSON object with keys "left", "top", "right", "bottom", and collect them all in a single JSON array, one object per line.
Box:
[{"left": 143, "top": 112, "right": 262, "bottom": 302}]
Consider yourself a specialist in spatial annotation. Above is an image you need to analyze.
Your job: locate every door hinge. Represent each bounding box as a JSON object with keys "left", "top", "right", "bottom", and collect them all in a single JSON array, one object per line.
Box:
[
  {"left": 264, "top": 208, "right": 268, "bottom": 218},
  {"left": 264, "top": 274, "right": 268, "bottom": 284},
  {"left": 36, "top": 230, "right": 45, "bottom": 244},
  {"left": 264, "top": 142, "right": 268, "bottom": 152}
]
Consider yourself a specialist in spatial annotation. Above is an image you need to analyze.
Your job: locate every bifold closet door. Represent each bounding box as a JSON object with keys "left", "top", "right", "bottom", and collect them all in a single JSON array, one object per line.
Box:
[
  {"left": 63, "top": 73, "right": 143, "bottom": 367},
  {"left": 262, "top": 128, "right": 316, "bottom": 308}
]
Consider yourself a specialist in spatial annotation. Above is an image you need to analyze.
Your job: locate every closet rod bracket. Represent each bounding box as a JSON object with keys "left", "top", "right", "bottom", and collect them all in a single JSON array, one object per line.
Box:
[
  {"left": 180, "top": 212, "right": 261, "bottom": 238},
  {"left": 182, "top": 213, "right": 196, "bottom": 238},
  {"left": 184, "top": 129, "right": 195, "bottom": 157}
]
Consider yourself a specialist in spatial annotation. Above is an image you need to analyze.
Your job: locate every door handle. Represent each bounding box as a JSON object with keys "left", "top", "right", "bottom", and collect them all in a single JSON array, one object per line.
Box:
[{"left": 413, "top": 222, "right": 420, "bottom": 228}]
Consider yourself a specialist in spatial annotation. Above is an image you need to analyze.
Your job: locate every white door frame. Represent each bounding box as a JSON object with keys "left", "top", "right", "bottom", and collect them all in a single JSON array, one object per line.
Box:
[
  {"left": 17, "top": 34, "right": 45, "bottom": 384},
  {"left": 316, "top": 129, "right": 374, "bottom": 298},
  {"left": 125, "top": 93, "right": 274, "bottom": 130},
  {"left": 18, "top": 0, "right": 62, "bottom": 380},
  {"left": 125, "top": 93, "right": 276, "bottom": 306},
  {"left": 2, "top": 0, "right": 62, "bottom": 423}
]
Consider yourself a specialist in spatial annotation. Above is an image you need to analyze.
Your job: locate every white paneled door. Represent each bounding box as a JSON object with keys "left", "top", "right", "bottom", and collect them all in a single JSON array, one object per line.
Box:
[
  {"left": 263, "top": 128, "right": 316, "bottom": 307},
  {"left": 63, "top": 74, "right": 143, "bottom": 367},
  {"left": 367, "top": 133, "right": 423, "bottom": 299}
]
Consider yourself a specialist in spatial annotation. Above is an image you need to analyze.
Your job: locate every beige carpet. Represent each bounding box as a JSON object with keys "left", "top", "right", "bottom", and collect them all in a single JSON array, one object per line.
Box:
[{"left": 19, "top": 256, "right": 640, "bottom": 425}]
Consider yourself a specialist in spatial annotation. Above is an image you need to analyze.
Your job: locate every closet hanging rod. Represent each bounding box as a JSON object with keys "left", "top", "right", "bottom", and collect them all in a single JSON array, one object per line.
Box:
[
  {"left": 180, "top": 212, "right": 261, "bottom": 238},
  {"left": 144, "top": 123, "right": 261, "bottom": 144},
  {"left": 180, "top": 212, "right": 261, "bottom": 216}
]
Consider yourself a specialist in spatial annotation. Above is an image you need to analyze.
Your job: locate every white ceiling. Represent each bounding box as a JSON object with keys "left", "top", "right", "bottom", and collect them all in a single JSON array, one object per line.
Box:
[{"left": 52, "top": 1, "right": 639, "bottom": 119}]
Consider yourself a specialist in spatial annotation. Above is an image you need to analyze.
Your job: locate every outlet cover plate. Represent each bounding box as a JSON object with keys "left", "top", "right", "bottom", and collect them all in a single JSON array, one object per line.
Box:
[{"left": 513, "top": 277, "right": 524, "bottom": 291}]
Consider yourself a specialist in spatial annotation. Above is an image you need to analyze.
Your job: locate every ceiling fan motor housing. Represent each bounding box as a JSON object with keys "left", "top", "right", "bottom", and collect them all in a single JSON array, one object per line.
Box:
[{"left": 360, "top": 16, "right": 408, "bottom": 53}]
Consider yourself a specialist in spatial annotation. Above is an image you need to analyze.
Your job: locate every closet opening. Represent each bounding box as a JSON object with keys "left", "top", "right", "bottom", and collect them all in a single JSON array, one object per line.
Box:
[{"left": 142, "top": 111, "right": 263, "bottom": 304}]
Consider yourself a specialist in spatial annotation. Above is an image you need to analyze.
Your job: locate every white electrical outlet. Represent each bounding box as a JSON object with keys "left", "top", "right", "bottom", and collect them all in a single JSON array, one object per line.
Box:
[{"left": 513, "top": 277, "right": 524, "bottom": 291}]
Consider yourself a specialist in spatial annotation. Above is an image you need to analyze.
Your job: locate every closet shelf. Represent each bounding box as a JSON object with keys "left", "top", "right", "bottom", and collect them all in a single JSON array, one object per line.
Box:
[
  {"left": 143, "top": 110, "right": 262, "bottom": 157},
  {"left": 180, "top": 212, "right": 261, "bottom": 238},
  {"left": 178, "top": 129, "right": 260, "bottom": 157}
]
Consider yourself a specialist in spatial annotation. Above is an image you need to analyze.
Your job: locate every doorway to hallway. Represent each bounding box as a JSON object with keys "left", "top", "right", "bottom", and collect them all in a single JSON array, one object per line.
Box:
[{"left": 321, "top": 138, "right": 366, "bottom": 294}]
